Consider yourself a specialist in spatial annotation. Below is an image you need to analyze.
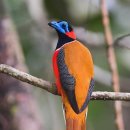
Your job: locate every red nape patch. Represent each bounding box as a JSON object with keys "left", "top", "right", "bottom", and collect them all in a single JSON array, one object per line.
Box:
[
  {"left": 66, "top": 31, "right": 76, "bottom": 39},
  {"left": 52, "top": 49, "right": 62, "bottom": 95}
]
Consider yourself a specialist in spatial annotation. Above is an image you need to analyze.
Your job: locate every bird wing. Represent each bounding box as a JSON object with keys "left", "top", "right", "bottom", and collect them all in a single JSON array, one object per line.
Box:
[{"left": 57, "top": 40, "right": 94, "bottom": 114}]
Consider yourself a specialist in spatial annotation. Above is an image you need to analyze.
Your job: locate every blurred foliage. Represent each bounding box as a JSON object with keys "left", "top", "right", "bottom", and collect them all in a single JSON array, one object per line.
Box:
[
  {"left": 3, "top": 0, "right": 130, "bottom": 130},
  {"left": 45, "top": 0, "right": 69, "bottom": 20}
]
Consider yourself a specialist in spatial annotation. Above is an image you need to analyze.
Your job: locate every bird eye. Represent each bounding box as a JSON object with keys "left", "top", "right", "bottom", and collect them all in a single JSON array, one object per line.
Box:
[{"left": 62, "top": 23, "right": 66, "bottom": 30}]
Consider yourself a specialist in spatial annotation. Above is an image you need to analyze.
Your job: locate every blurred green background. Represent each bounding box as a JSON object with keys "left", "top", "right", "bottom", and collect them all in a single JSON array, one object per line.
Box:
[{"left": 3, "top": 0, "right": 130, "bottom": 130}]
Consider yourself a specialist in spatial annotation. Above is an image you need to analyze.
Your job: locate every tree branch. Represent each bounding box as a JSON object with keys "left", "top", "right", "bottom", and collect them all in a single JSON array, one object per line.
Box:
[
  {"left": 101, "top": 0, "right": 125, "bottom": 130},
  {"left": 0, "top": 64, "right": 58, "bottom": 95},
  {"left": 0, "top": 64, "right": 130, "bottom": 101},
  {"left": 91, "top": 91, "right": 130, "bottom": 101},
  {"left": 114, "top": 34, "right": 130, "bottom": 49}
]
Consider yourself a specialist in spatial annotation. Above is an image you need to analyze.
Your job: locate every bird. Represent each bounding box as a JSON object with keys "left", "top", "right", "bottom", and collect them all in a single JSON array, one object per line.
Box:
[{"left": 48, "top": 20, "right": 94, "bottom": 130}]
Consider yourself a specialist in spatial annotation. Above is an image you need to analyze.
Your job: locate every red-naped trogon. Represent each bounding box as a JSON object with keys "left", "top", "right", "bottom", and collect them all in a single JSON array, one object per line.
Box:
[{"left": 48, "top": 21, "right": 94, "bottom": 130}]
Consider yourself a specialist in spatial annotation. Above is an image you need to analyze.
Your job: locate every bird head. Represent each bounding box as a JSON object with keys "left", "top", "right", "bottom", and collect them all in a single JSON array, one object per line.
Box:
[{"left": 48, "top": 21, "right": 76, "bottom": 40}]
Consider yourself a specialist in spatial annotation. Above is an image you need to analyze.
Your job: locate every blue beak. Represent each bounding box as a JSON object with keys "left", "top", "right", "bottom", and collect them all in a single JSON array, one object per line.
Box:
[{"left": 48, "top": 21, "right": 57, "bottom": 28}]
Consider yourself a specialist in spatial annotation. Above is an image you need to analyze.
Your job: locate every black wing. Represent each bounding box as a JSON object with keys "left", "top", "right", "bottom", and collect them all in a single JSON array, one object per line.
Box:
[
  {"left": 57, "top": 48, "right": 94, "bottom": 114},
  {"left": 57, "top": 48, "right": 79, "bottom": 114}
]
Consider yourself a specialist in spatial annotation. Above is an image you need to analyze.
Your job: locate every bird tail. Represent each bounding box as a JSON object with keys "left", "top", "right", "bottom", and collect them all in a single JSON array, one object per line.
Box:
[{"left": 66, "top": 117, "right": 86, "bottom": 130}]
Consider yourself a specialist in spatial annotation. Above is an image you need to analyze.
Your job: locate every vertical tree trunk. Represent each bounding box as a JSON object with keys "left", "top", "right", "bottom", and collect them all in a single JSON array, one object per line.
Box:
[{"left": 0, "top": 2, "right": 43, "bottom": 130}]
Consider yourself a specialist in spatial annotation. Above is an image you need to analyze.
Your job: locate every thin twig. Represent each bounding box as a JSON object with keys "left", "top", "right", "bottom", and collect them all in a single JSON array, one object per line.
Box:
[
  {"left": 114, "top": 34, "right": 130, "bottom": 49},
  {"left": 0, "top": 64, "right": 130, "bottom": 101},
  {"left": 101, "top": 0, "right": 125, "bottom": 130}
]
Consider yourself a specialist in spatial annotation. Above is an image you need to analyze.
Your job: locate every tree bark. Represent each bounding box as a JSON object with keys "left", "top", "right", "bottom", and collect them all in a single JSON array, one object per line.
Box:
[{"left": 0, "top": 12, "right": 43, "bottom": 130}]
